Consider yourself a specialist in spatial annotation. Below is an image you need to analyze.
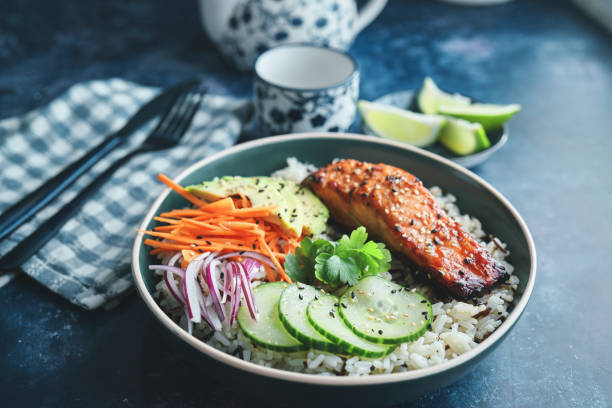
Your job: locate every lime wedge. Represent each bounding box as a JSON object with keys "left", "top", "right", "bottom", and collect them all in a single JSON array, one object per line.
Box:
[
  {"left": 417, "top": 77, "right": 471, "bottom": 114},
  {"left": 359, "top": 100, "right": 446, "bottom": 147},
  {"left": 438, "top": 103, "right": 521, "bottom": 131},
  {"left": 439, "top": 118, "right": 490, "bottom": 156}
]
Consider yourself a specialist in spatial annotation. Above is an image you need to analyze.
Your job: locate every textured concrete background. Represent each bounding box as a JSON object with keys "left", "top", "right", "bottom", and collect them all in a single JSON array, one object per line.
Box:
[{"left": 1, "top": 0, "right": 612, "bottom": 406}]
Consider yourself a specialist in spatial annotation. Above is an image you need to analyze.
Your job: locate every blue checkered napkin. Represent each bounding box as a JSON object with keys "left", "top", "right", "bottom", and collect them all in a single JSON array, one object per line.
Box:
[{"left": 0, "top": 79, "right": 252, "bottom": 310}]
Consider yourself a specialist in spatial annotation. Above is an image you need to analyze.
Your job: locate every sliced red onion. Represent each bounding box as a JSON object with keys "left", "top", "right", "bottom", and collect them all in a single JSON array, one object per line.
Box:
[
  {"left": 243, "top": 258, "right": 262, "bottom": 279},
  {"left": 194, "top": 283, "right": 219, "bottom": 330},
  {"left": 149, "top": 265, "right": 185, "bottom": 277},
  {"left": 205, "top": 258, "right": 225, "bottom": 322},
  {"left": 167, "top": 252, "right": 182, "bottom": 267},
  {"left": 220, "top": 262, "right": 233, "bottom": 303},
  {"left": 205, "top": 302, "right": 222, "bottom": 331},
  {"left": 182, "top": 252, "right": 211, "bottom": 323},
  {"left": 184, "top": 260, "right": 203, "bottom": 323},
  {"left": 164, "top": 271, "right": 185, "bottom": 305},
  {"left": 229, "top": 270, "right": 242, "bottom": 325},
  {"left": 149, "top": 265, "right": 186, "bottom": 305},
  {"left": 236, "top": 262, "right": 259, "bottom": 320},
  {"left": 217, "top": 251, "right": 278, "bottom": 271}
]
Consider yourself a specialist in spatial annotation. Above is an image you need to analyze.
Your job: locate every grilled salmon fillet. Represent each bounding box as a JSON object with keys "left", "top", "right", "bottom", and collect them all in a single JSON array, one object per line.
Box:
[{"left": 304, "top": 159, "right": 507, "bottom": 298}]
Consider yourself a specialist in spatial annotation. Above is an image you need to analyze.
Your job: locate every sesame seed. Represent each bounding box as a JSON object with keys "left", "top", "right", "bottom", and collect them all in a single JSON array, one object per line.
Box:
[
  {"left": 367, "top": 308, "right": 374, "bottom": 312},
  {"left": 378, "top": 330, "right": 383, "bottom": 335},
  {"left": 403, "top": 313, "right": 410, "bottom": 317},
  {"left": 298, "top": 294, "right": 303, "bottom": 300},
  {"left": 411, "top": 322, "right": 416, "bottom": 326}
]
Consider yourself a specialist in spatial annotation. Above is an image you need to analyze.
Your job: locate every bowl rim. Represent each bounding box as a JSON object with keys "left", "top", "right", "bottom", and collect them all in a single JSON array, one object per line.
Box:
[{"left": 131, "top": 132, "right": 537, "bottom": 386}]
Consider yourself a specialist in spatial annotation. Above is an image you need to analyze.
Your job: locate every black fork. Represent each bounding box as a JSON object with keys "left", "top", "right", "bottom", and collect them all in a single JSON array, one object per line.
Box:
[{"left": 0, "top": 83, "right": 205, "bottom": 272}]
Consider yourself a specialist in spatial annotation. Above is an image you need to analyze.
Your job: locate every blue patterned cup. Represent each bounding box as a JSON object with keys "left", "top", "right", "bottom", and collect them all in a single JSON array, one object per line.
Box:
[{"left": 254, "top": 44, "right": 359, "bottom": 136}]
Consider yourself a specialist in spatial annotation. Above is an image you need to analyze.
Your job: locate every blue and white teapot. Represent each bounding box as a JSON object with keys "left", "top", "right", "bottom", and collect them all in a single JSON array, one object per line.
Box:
[{"left": 198, "top": 0, "right": 387, "bottom": 71}]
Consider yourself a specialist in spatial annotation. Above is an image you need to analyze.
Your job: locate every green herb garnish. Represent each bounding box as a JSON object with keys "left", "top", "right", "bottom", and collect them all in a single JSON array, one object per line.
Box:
[{"left": 285, "top": 226, "right": 391, "bottom": 287}]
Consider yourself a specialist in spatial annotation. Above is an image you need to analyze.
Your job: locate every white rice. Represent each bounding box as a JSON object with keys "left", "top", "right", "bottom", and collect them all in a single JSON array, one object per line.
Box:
[{"left": 153, "top": 158, "right": 518, "bottom": 376}]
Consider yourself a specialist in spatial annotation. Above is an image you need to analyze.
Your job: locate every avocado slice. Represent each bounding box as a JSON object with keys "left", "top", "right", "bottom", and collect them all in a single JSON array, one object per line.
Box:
[
  {"left": 293, "top": 184, "right": 329, "bottom": 236},
  {"left": 185, "top": 177, "right": 307, "bottom": 237}
]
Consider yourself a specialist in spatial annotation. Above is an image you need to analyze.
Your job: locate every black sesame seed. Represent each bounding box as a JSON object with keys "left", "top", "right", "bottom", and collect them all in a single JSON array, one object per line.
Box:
[
  {"left": 378, "top": 330, "right": 383, "bottom": 335},
  {"left": 298, "top": 294, "right": 303, "bottom": 300},
  {"left": 255, "top": 178, "right": 260, "bottom": 185},
  {"left": 395, "top": 225, "right": 401, "bottom": 232},
  {"left": 431, "top": 228, "right": 438, "bottom": 234},
  {"left": 329, "top": 311, "right": 335, "bottom": 318},
  {"left": 350, "top": 291, "right": 355, "bottom": 299},
  {"left": 196, "top": 235, "right": 203, "bottom": 239},
  {"left": 410, "top": 219, "right": 415, "bottom": 226},
  {"left": 341, "top": 303, "right": 347, "bottom": 309},
  {"left": 437, "top": 213, "right": 442, "bottom": 219},
  {"left": 459, "top": 270, "right": 465, "bottom": 275},
  {"left": 198, "top": 249, "right": 203, "bottom": 253},
  {"left": 463, "top": 258, "right": 470, "bottom": 264},
  {"left": 298, "top": 286, "right": 304, "bottom": 290},
  {"left": 361, "top": 180, "right": 367, "bottom": 186},
  {"left": 252, "top": 244, "right": 256, "bottom": 249},
  {"left": 391, "top": 290, "right": 396, "bottom": 294},
  {"left": 420, "top": 300, "right": 426, "bottom": 303},
  {"left": 314, "top": 296, "right": 319, "bottom": 301},
  {"left": 334, "top": 303, "right": 339, "bottom": 307},
  {"left": 361, "top": 193, "right": 368, "bottom": 198},
  {"left": 255, "top": 220, "right": 259, "bottom": 224},
  {"left": 433, "top": 237, "right": 441, "bottom": 245},
  {"left": 206, "top": 240, "right": 212, "bottom": 245},
  {"left": 258, "top": 189, "right": 264, "bottom": 193}
]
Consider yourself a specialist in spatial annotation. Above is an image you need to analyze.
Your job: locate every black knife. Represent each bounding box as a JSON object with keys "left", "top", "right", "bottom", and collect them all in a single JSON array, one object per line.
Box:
[{"left": 0, "top": 79, "right": 199, "bottom": 242}]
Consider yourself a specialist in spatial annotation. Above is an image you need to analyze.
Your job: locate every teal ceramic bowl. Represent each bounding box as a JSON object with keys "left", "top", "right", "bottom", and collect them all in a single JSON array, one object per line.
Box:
[{"left": 132, "top": 133, "right": 536, "bottom": 406}]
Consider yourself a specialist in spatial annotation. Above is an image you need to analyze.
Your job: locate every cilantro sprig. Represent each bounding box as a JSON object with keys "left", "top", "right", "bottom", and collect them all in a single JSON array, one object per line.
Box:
[{"left": 284, "top": 226, "right": 392, "bottom": 287}]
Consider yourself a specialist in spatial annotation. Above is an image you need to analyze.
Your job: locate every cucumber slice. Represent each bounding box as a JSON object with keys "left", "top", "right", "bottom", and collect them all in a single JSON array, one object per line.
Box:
[
  {"left": 307, "top": 293, "right": 395, "bottom": 358},
  {"left": 279, "top": 284, "right": 339, "bottom": 352},
  {"left": 237, "top": 282, "right": 305, "bottom": 352},
  {"left": 339, "top": 276, "right": 432, "bottom": 345}
]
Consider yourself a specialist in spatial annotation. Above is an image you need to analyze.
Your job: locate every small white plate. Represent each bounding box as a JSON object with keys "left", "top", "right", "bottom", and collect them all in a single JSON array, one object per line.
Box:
[{"left": 362, "top": 90, "right": 508, "bottom": 168}]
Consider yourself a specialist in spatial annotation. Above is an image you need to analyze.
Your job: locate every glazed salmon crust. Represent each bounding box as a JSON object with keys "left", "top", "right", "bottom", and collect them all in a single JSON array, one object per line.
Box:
[{"left": 303, "top": 159, "right": 508, "bottom": 298}]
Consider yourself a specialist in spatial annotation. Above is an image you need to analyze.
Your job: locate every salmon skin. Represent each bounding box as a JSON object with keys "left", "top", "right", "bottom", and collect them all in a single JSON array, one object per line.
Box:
[{"left": 303, "top": 159, "right": 507, "bottom": 298}]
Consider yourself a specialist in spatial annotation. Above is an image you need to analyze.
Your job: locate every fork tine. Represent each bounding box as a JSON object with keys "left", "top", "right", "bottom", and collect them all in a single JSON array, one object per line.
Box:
[
  {"left": 149, "top": 91, "right": 190, "bottom": 137},
  {"left": 166, "top": 90, "right": 205, "bottom": 141}
]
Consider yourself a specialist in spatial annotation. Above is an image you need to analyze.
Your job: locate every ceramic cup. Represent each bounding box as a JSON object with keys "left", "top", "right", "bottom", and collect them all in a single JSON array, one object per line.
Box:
[
  {"left": 254, "top": 44, "right": 359, "bottom": 136},
  {"left": 199, "top": 0, "right": 387, "bottom": 71}
]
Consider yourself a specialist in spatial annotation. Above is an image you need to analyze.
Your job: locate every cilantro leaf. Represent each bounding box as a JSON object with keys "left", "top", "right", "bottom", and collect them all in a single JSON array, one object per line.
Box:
[{"left": 283, "top": 226, "right": 392, "bottom": 287}]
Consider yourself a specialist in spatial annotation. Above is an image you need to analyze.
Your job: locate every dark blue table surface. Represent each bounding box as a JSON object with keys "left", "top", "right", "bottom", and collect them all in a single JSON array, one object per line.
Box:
[{"left": 1, "top": 0, "right": 611, "bottom": 407}]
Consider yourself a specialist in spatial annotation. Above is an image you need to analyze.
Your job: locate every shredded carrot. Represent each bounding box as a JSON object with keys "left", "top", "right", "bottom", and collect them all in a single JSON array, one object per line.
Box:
[
  {"left": 157, "top": 173, "right": 210, "bottom": 208},
  {"left": 143, "top": 173, "right": 304, "bottom": 283}
]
